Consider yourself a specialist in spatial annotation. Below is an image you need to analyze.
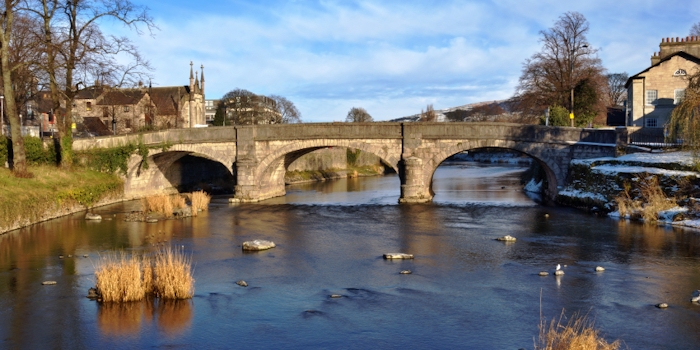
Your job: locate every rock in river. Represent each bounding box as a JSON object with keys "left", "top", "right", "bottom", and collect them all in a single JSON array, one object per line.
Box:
[
  {"left": 85, "top": 213, "right": 102, "bottom": 220},
  {"left": 383, "top": 253, "right": 414, "bottom": 259},
  {"left": 495, "top": 235, "right": 517, "bottom": 242},
  {"left": 242, "top": 240, "right": 276, "bottom": 251},
  {"left": 236, "top": 280, "right": 248, "bottom": 287}
]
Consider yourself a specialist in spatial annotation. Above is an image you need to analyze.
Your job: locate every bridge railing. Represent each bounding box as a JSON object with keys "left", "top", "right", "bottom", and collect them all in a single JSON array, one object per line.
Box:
[{"left": 250, "top": 123, "right": 404, "bottom": 140}]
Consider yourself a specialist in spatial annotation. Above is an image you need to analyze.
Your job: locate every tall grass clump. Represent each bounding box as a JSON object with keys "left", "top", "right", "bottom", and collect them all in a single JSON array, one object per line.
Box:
[
  {"left": 614, "top": 175, "right": 677, "bottom": 221},
  {"left": 95, "top": 253, "right": 147, "bottom": 303},
  {"left": 141, "top": 194, "right": 187, "bottom": 217},
  {"left": 152, "top": 247, "right": 195, "bottom": 299},
  {"left": 189, "top": 190, "right": 211, "bottom": 215},
  {"left": 93, "top": 247, "right": 194, "bottom": 303},
  {"left": 535, "top": 310, "right": 621, "bottom": 350}
]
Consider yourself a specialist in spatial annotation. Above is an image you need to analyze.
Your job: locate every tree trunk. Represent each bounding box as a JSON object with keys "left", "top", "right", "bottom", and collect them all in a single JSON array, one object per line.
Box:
[{"left": 0, "top": 1, "right": 29, "bottom": 176}]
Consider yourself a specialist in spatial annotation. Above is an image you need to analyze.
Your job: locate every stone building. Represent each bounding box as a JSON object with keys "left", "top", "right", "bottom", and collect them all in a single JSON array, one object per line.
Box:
[
  {"left": 73, "top": 62, "right": 206, "bottom": 135},
  {"left": 625, "top": 37, "right": 700, "bottom": 128}
]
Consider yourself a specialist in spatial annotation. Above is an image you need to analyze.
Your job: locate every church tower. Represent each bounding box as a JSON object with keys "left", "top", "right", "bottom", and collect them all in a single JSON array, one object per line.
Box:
[
  {"left": 189, "top": 61, "right": 194, "bottom": 127},
  {"left": 200, "top": 65, "right": 205, "bottom": 125}
]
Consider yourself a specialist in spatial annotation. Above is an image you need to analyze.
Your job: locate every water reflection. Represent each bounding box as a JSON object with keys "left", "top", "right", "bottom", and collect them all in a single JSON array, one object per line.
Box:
[
  {"left": 97, "top": 299, "right": 192, "bottom": 337},
  {"left": 1, "top": 162, "right": 700, "bottom": 349}
]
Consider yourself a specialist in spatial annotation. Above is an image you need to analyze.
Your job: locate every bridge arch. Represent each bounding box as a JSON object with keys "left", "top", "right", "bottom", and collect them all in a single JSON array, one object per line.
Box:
[
  {"left": 249, "top": 139, "right": 402, "bottom": 201},
  {"left": 415, "top": 139, "right": 566, "bottom": 200},
  {"left": 123, "top": 145, "right": 236, "bottom": 198}
]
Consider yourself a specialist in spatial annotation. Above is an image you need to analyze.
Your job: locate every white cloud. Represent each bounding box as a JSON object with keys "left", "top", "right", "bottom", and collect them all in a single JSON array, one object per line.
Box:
[{"left": 102, "top": 0, "right": 699, "bottom": 121}]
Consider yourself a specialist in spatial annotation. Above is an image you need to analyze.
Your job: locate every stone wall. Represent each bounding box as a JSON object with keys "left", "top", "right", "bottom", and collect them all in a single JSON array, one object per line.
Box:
[{"left": 286, "top": 147, "right": 381, "bottom": 172}]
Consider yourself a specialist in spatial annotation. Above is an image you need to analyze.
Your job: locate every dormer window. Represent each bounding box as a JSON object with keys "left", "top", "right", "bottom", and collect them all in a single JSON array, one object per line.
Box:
[{"left": 674, "top": 69, "right": 687, "bottom": 76}]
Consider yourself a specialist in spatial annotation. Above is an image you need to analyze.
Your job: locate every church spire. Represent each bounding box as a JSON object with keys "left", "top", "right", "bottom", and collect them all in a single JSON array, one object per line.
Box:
[
  {"left": 200, "top": 64, "right": 205, "bottom": 96},
  {"left": 189, "top": 61, "right": 194, "bottom": 93}
]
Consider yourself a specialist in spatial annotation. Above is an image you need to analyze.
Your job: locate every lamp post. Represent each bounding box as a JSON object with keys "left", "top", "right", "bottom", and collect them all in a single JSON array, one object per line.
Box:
[
  {"left": 0, "top": 95, "right": 4, "bottom": 136},
  {"left": 570, "top": 44, "right": 588, "bottom": 127}
]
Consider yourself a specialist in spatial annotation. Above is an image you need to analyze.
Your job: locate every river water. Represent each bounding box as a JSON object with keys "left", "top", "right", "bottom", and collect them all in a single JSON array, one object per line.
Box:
[{"left": 1, "top": 161, "right": 699, "bottom": 349}]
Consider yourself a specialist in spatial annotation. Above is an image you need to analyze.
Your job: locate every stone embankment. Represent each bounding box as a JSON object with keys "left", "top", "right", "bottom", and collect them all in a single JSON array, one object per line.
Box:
[{"left": 556, "top": 151, "right": 700, "bottom": 227}]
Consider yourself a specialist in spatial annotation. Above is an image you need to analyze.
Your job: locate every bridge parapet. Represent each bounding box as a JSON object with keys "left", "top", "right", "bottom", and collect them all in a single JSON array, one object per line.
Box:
[{"left": 72, "top": 123, "right": 621, "bottom": 203}]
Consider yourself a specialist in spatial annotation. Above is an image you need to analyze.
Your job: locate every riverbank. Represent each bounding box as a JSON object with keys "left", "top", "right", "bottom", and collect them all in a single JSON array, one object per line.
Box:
[
  {"left": 556, "top": 151, "right": 700, "bottom": 228},
  {"left": 0, "top": 165, "right": 124, "bottom": 234}
]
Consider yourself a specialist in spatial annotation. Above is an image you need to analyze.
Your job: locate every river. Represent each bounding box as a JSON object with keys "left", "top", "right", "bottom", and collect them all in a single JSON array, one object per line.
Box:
[{"left": 1, "top": 161, "right": 699, "bottom": 349}]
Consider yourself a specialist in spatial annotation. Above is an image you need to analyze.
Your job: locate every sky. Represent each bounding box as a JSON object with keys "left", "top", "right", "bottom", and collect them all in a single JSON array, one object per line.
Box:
[{"left": 104, "top": 0, "right": 700, "bottom": 122}]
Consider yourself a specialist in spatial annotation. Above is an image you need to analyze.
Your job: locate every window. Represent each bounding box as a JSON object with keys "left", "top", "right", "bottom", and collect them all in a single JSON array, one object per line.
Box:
[
  {"left": 646, "top": 118, "right": 658, "bottom": 128},
  {"left": 125, "top": 118, "right": 131, "bottom": 128},
  {"left": 674, "top": 69, "right": 687, "bottom": 76},
  {"left": 123, "top": 106, "right": 130, "bottom": 112},
  {"left": 86, "top": 101, "right": 92, "bottom": 111},
  {"left": 675, "top": 89, "right": 686, "bottom": 104},
  {"left": 646, "top": 90, "right": 658, "bottom": 105},
  {"left": 102, "top": 107, "right": 109, "bottom": 118}
]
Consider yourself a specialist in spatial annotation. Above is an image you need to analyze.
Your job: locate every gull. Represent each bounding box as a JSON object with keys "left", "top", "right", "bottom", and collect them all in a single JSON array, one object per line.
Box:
[{"left": 556, "top": 264, "right": 561, "bottom": 271}]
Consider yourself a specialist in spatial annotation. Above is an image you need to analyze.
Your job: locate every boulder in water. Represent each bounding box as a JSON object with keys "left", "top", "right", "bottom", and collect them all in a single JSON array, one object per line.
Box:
[
  {"left": 383, "top": 253, "right": 413, "bottom": 259},
  {"left": 85, "top": 213, "right": 102, "bottom": 220},
  {"left": 242, "top": 240, "right": 276, "bottom": 251}
]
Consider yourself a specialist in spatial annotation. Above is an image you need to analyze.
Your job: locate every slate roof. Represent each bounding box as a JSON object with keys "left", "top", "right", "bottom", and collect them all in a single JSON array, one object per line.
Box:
[
  {"left": 149, "top": 86, "right": 190, "bottom": 116},
  {"left": 75, "top": 86, "right": 105, "bottom": 100},
  {"left": 80, "top": 117, "right": 113, "bottom": 136},
  {"left": 97, "top": 89, "right": 147, "bottom": 106}
]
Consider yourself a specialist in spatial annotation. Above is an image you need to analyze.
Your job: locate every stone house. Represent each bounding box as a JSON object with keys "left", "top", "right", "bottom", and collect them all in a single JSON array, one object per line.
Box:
[
  {"left": 73, "top": 62, "right": 206, "bottom": 135},
  {"left": 96, "top": 89, "right": 154, "bottom": 134},
  {"left": 625, "top": 37, "right": 700, "bottom": 128}
]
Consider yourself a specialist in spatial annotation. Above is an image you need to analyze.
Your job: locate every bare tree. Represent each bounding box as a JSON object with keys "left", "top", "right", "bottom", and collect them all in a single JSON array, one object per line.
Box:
[
  {"left": 0, "top": 0, "right": 33, "bottom": 176},
  {"left": 515, "top": 12, "right": 606, "bottom": 127},
  {"left": 606, "top": 73, "right": 628, "bottom": 106},
  {"left": 691, "top": 22, "right": 700, "bottom": 37},
  {"left": 269, "top": 95, "right": 302, "bottom": 123},
  {"left": 345, "top": 107, "right": 373, "bottom": 122},
  {"left": 25, "top": 0, "right": 155, "bottom": 167},
  {"left": 419, "top": 104, "right": 437, "bottom": 122}
]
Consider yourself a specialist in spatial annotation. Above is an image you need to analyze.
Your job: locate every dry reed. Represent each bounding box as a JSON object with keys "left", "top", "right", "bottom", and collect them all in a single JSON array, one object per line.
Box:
[
  {"left": 152, "top": 247, "right": 195, "bottom": 299},
  {"left": 141, "top": 194, "right": 187, "bottom": 217},
  {"left": 535, "top": 310, "right": 621, "bottom": 350},
  {"left": 95, "top": 252, "right": 146, "bottom": 303},
  {"left": 614, "top": 176, "right": 677, "bottom": 221},
  {"left": 94, "top": 247, "right": 194, "bottom": 303},
  {"left": 189, "top": 190, "right": 211, "bottom": 216}
]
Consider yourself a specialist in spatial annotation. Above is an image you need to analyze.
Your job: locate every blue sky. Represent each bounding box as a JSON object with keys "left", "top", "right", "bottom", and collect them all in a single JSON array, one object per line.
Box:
[{"left": 106, "top": 0, "right": 700, "bottom": 122}]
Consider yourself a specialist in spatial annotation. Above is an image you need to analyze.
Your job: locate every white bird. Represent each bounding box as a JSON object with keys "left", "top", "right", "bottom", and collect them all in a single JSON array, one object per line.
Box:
[{"left": 556, "top": 264, "right": 561, "bottom": 271}]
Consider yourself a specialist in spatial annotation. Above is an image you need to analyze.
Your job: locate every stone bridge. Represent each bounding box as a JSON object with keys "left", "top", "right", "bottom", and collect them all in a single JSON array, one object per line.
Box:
[{"left": 73, "top": 122, "right": 624, "bottom": 203}]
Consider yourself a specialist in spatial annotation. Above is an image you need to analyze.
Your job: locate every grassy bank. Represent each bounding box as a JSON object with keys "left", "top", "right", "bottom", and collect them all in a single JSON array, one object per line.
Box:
[{"left": 0, "top": 165, "right": 123, "bottom": 233}]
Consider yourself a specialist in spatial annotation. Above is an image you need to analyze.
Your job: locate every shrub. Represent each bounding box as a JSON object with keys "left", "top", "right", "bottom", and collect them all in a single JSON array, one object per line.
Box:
[
  {"left": 614, "top": 175, "right": 677, "bottom": 221},
  {"left": 535, "top": 310, "right": 621, "bottom": 350}
]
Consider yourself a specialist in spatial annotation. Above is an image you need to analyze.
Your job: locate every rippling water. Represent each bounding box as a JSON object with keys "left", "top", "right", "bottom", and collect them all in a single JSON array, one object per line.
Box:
[{"left": 1, "top": 162, "right": 699, "bottom": 349}]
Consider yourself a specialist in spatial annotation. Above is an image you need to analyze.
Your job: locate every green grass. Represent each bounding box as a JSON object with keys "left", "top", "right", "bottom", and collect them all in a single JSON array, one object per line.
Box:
[{"left": 0, "top": 165, "right": 123, "bottom": 232}]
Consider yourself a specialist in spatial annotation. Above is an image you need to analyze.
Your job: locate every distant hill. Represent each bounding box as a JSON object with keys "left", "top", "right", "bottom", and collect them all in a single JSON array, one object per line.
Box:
[{"left": 390, "top": 99, "right": 538, "bottom": 124}]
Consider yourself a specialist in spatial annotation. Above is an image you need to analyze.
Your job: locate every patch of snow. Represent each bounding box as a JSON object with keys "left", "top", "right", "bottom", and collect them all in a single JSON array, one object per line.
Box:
[
  {"left": 672, "top": 219, "right": 700, "bottom": 229},
  {"left": 558, "top": 189, "right": 607, "bottom": 202},
  {"left": 591, "top": 165, "right": 699, "bottom": 177},
  {"left": 657, "top": 207, "right": 688, "bottom": 222},
  {"left": 524, "top": 179, "right": 542, "bottom": 193},
  {"left": 573, "top": 151, "right": 697, "bottom": 166}
]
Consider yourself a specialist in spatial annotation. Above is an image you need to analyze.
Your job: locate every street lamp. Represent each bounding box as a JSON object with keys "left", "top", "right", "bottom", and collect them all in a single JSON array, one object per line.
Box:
[
  {"left": 0, "top": 95, "right": 4, "bottom": 136},
  {"left": 570, "top": 44, "right": 588, "bottom": 127}
]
